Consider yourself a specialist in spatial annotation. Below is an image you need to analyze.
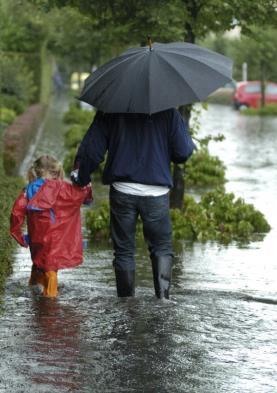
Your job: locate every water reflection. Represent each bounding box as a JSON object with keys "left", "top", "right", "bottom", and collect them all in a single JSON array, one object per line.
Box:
[
  {"left": 29, "top": 298, "right": 83, "bottom": 391},
  {"left": 105, "top": 300, "right": 177, "bottom": 391},
  {"left": 76, "top": 297, "right": 211, "bottom": 392}
]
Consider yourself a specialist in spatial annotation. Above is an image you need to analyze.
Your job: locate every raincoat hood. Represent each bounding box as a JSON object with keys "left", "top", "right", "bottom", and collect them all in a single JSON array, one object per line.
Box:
[
  {"left": 26, "top": 179, "right": 63, "bottom": 211},
  {"left": 26, "top": 178, "right": 45, "bottom": 201}
]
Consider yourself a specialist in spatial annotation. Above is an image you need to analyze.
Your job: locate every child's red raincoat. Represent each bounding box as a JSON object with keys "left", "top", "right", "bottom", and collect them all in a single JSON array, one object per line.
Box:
[{"left": 10, "top": 179, "right": 92, "bottom": 272}]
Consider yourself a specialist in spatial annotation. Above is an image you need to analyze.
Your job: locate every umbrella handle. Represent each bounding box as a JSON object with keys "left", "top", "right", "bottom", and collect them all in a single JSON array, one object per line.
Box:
[{"left": 147, "top": 35, "right": 153, "bottom": 51}]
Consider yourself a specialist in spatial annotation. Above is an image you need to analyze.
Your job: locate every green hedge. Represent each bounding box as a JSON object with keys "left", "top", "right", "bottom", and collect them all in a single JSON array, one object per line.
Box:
[
  {"left": 64, "top": 124, "right": 87, "bottom": 149},
  {"left": 0, "top": 176, "right": 25, "bottom": 298},
  {"left": 0, "top": 95, "right": 26, "bottom": 115},
  {"left": 0, "top": 127, "right": 25, "bottom": 301},
  {"left": 0, "top": 108, "right": 16, "bottom": 126},
  {"left": 63, "top": 105, "right": 94, "bottom": 126},
  {"left": 241, "top": 104, "right": 277, "bottom": 116}
]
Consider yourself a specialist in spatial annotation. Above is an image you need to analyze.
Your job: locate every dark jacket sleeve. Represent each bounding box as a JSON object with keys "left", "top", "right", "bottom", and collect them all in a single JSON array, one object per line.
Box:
[
  {"left": 169, "top": 109, "right": 196, "bottom": 163},
  {"left": 74, "top": 111, "right": 108, "bottom": 186}
]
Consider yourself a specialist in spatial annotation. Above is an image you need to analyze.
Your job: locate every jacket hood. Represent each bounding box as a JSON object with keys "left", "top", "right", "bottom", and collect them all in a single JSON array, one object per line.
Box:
[
  {"left": 27, "top": 179, "right": 62, "bottom": 210},
  {"left": 26, "top": 178, "right": 45, "bottom": 201}
]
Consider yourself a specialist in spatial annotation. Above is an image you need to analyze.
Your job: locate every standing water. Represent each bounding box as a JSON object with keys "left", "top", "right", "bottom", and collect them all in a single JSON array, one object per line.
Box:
[{"left": 0, "top": 99, "right": 276, "bottom": 393}]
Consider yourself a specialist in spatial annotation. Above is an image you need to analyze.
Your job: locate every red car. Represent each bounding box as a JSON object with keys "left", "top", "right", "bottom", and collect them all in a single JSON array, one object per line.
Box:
[{"left": 233, "top": 81, "right": 277, "bottom": 109}]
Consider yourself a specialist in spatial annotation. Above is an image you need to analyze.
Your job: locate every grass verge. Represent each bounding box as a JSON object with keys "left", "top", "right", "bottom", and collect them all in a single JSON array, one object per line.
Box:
[{"left": 241, "top": 104, "right": 277, "bottom": 116}]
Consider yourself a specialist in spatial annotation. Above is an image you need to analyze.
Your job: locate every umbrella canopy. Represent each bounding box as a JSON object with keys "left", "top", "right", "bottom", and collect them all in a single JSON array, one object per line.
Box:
[{"left": 79, "top": 41, "right": 233, "bottom": 114}]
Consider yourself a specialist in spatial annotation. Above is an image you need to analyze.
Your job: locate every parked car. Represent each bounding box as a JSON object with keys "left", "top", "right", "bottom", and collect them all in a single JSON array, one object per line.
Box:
[{"left": 233, "top": 81, "right": 277, "bottom": 109}]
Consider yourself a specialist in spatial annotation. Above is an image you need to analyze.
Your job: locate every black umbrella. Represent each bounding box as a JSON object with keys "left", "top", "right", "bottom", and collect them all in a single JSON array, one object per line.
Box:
[{"left": 79, "top": 40, "right": 233, "bottom": 114}]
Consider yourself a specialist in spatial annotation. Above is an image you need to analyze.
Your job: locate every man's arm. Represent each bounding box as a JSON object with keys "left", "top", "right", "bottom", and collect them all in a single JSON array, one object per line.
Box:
[
  {"left": 73, "top": 111, "right": 108, "bottom": 186},
  {"left": 169, "top": 109, "right": 196, "bottom": 163}
]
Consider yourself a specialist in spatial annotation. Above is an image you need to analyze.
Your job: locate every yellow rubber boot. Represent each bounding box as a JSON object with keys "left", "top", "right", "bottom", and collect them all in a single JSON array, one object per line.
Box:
[{"left": 43, "top": 271, "right": 58, "bottom": 297}]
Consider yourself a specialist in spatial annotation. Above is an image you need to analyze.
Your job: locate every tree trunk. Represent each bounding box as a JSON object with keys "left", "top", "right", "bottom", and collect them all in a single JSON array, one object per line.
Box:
[
  {"left": 169, "top": 104, "right": 192, "bottom": 209},
  {"left": 170, "top": 164, "right": 185, "bottom": 209},
  {"left": 169, "top": 1, "right": 198, "bottom": 209},
  {"left": 260, "top": 60, "right": 266, "bottom": 108},
  {"left": 170, "top": 2, "right": 199, "bottom": 209}
]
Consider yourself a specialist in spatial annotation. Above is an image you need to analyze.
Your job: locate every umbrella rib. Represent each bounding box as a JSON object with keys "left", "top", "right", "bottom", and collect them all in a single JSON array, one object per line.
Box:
[
  {"left": 159, "top": 49, "right": 232, "bottom": 77},
  {"left": 99, "top": 52, "right": 149, "bottom": 113},
  {"left": 157, "top": 55, "right": 202, "bottom": 101},
  {"left": 83, "top": 52, "right": 145, "bottom": 93},
  {"left": 148, "top": 53, "right": 153, "bottom": 114}
]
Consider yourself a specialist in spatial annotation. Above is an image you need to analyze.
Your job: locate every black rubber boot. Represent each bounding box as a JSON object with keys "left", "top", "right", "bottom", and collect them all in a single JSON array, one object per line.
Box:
[
  {"left": 115, "top": 269, "right": 135, "bottom": 297},
  {"left": 151, "top": 255, "right": 172, "bottom": 299}
]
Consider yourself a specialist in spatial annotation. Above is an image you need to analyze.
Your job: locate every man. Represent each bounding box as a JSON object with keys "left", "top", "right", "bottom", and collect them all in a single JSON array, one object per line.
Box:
[{"left": 72, "top": 108, "right": 196, "bottom": 299}]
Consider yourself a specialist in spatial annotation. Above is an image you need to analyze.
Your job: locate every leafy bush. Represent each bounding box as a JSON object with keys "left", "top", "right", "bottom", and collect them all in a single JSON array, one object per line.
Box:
[
  {"left": 64, "top": 124, "right": 87, "bottom": 149},
  {"left": 63, "top": 148, "right": 78, "bottom": 175},
  {"left": 85, "top": 200, "right": 110, "bottom": 240},
  {"left": 63, "top": 105, "right": 94, "bottom": 126},
  {"left": 172, "top": 189, "right": 271, "bottom": 243},
  {"left": 62, "top": 105, "right": 95, "bottom": 174},
  {"left": 187, "top": 106, "right": 226, "bottom": 188},
  {"left": 185, "top": 148, "right": 226, "bottom": 188},
  {"left": 0, "top": 95, "right": 25, "bottom": 115},
  {"left": 0, "top": 108, "right": 16, "bottom": 126},
  {"left": 85, "top": 189, "right": 271, "bottom": 244}
]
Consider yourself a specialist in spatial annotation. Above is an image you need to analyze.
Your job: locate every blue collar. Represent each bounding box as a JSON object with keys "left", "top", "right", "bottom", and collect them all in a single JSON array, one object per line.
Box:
[{"left": 26, "top": 178, "right": 46, "bottom": 200}]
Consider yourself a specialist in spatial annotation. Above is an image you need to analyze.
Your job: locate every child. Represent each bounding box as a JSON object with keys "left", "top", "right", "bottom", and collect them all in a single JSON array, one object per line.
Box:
[{"left": 10, "top": 155, "right": 92, "bottom": 297}]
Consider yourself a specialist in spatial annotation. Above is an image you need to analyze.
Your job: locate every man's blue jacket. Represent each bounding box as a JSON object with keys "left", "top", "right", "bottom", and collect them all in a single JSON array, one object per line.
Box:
[{"left": 75, "top": 108, "right": 196, "bottom": 187}]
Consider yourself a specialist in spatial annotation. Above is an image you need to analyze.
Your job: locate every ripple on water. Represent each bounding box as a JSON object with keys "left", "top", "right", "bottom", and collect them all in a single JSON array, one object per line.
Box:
[{"left": 1, "top": 242, "right": 277, "bottom": 393}]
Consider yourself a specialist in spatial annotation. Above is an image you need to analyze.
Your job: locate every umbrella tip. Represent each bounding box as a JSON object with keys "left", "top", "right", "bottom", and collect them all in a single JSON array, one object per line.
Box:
[{"left": 147, "top": 35, "right": 153, "bottom": 51}]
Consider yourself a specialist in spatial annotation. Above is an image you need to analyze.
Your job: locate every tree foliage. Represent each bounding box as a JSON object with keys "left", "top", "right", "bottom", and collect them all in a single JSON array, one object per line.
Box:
[
  {"left": 0, "top": 0, "right": 50, "bottom": 105},
  {"left": 231, "top": 28, "right": 277, "bottom": 82},
  {"left": 33, "top": 0, "right": 276, "bottom": 45},
  {"left": 179, "top": 0, "right": 276, "bottom": 41},
  {"left": 46, "top": 6, "right": 102, "bottom": 71},
  {"left": 0, "top": 54, "right": 36, "bottom": 105},
  {"left": 0, "top": 0, "right": 47, "bottom": 52},
  {"left": 27, "top": 0, "right": 277, "bottom": 89},
  {"left": 201, "top": 27, "right": 277, "bottom": 84}
]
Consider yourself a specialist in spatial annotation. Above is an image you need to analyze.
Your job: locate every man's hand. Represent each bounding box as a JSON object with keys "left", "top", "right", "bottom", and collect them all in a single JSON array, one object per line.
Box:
[{"left": 70, "top": 169, "right": 81, "bottom": 186}]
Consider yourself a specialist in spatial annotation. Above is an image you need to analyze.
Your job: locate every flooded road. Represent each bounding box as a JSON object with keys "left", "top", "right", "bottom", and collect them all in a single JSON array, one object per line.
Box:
[{"left": 0, "top": 99, "right": 276, "bottom": 392}]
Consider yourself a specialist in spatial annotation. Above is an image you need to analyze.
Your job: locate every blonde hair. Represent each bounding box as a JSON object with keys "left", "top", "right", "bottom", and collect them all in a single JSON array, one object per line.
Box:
[{"left": 27, "top": 155, "right": 64, "bottom": 182}]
